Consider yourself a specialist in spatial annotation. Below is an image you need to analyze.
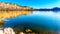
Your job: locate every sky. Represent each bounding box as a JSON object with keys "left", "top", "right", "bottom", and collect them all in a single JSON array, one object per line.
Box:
[{"left": 0, "top": 0, "right": 60, "bottom": 8}]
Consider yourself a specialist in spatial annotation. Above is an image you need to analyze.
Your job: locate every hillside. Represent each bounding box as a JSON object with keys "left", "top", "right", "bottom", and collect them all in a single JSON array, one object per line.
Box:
[{"left": 0, "top": 2, "right": 33, "bottom": 11}]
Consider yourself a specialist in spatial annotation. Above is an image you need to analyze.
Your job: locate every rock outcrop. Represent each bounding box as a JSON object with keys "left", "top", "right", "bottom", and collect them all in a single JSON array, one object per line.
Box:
[{"left": 0, "top": 27, "right": 15, "bottom": 34}]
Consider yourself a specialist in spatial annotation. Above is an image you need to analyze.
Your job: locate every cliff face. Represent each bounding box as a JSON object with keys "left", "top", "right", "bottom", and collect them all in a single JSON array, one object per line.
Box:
[{"left": 0, "top": 2, "right": 33, "bottom": 11}]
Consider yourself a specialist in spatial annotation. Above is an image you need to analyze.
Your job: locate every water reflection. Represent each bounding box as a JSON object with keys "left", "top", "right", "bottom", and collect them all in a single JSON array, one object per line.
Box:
[
  {"left": 0, "top": 11, "right": 32, "bottom": 27},
  {"left": 1, "top": 11, "right": 60, "bottom": 34}
]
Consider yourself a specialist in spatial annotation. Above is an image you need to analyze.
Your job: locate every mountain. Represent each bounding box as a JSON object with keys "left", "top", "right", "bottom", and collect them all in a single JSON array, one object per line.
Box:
[
  {"left": 34, "top": 7, "right": 60, "bottom": 11},
  {"left": 0, "top": 2, "right": 33, "bottom": 11}
]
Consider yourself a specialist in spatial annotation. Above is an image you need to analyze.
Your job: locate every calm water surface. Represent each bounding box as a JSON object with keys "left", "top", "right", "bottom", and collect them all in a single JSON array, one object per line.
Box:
[{"left": 2, "top": 11, "right": 60, "bottom": 32}]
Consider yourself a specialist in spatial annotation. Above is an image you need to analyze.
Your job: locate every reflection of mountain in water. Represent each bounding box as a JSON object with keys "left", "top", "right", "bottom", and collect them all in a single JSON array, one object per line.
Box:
[
  {"left": 0, "top": 11, "right": 32, "bottom": 22},
  {"left": 2, "top": 11, "right": 60, "bottom": 33}
]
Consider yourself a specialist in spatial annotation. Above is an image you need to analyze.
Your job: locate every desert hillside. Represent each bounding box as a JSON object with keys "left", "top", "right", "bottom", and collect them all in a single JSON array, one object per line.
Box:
[{"left": 0, "top": 2, "right": 33, "bottom": 11}]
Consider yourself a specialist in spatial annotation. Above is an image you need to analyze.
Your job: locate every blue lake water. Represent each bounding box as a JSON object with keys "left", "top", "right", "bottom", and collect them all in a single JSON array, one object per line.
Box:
[{"left": 3, "top": 11, "right": 60, "bottom": 31}]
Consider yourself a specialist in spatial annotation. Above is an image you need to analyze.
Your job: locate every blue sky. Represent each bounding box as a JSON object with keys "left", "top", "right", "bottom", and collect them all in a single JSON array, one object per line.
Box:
[{"left": 0, "top": 0, "right": 60, "bottom": 8}]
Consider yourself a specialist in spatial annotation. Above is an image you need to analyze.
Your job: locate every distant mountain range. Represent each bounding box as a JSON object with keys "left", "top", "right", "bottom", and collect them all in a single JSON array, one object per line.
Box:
[{"left": 34, "top": 7, "right": 60, "bottom": 11}]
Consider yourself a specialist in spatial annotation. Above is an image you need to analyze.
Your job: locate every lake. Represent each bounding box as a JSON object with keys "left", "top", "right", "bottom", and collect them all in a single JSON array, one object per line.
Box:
[{"left": 2, "top": 11, "right": 60, "bottom": 34}]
